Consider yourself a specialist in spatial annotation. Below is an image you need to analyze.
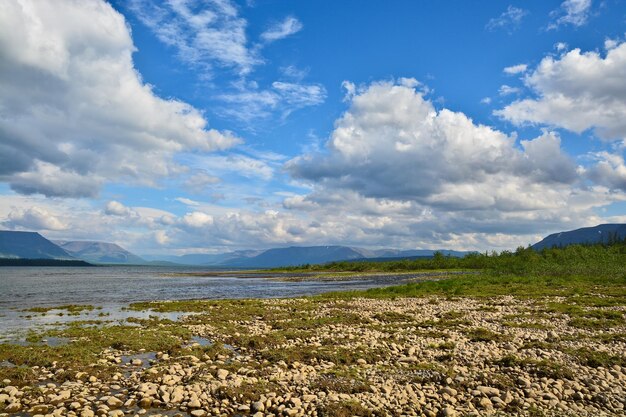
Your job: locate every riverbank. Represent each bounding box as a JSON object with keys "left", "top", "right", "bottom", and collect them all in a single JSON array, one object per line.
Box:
[{"left": 1, "top": 267, "right": 625, "bottom": 417}]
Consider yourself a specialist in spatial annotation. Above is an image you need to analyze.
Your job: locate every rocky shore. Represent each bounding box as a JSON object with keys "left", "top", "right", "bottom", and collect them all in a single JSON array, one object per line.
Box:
[{"left": 1, "top": 294, "right": 625, "bottom": 417}]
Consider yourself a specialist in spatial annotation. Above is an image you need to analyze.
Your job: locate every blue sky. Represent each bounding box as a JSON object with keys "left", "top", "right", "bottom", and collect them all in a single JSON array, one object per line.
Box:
[{"left": 1, "top": 0, "right": 626, "bottom": 254}]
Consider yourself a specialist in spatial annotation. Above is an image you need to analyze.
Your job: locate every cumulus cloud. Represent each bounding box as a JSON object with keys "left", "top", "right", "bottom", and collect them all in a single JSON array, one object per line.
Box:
[
  {"left": 129, "top": 0, "right": 259, "bottom": 75},
  {"left": 261, "top": 16, "right": 303, "bottom": 43},
  {"left": 4, "top": 207, "right": 67, "bottom": 231},
  {"left": 486, "top": 6, "right": 528, "bottom": 33},
  {"left": 283, "top": 79, "right": 620, "bottom": 244},
  {"left": 289, "top": 80, "right": 578, "bottom": 204},
  {"left": 497, "top": 41, "right": 626, "bottom": 141},
  {"left": 587, "top": 152, "right": 626, "bottom": 191},
  {"left": 549, "top": 0, "right": 592, "bottom": 29},
  {"left": 181, "top": 211, "right": 214, "bottom": 229},
  {"left": 0, "top": 0, "right": 240, "bottom": 198},
  {"left": 105, "top": 200, "right": 135, "bottom": 217},
  {"left": 154, "top": 230, "right": 170, "bottom": 245}
]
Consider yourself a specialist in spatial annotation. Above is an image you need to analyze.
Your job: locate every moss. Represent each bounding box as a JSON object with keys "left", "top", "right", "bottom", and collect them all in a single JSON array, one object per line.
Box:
[
  {"left": 311, "top": 372, "right": 370, "bottom": 394},
  {"left": 23, "top": 304, "right": 95, "bottom": 313},
  {"left": 570, "top": 348, "right": 626, "bottom": 368},
  {"left": 429, "top": 341, "right": 456, "bottom": 350},
  {"left": 318, "top": 400, "right": 373, "bottom": 417},
  {"left": 492, "top": 355, "right": 574, "bottom": 380},
  {"left": 372, "top": 311, "right": 414, "bottom": 323},
  {"left": 501, "top": 320, "right": 552, "bottom": 330},
  {"left": 466, "top": 327, "right": 506, "bottom": 342}
]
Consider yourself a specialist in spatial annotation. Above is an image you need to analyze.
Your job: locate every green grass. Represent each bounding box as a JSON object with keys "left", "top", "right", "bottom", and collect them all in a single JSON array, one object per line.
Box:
[
  {"left": 0, "top": 320, "right": 193, "bottom": 386},
  {"left": 22, "top": 304, "right": 97, "bottom": 313}
]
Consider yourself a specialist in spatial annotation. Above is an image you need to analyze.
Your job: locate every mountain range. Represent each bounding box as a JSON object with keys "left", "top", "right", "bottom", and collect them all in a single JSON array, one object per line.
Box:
[
  {"left": 0, "top": 231, "right": 74, "bottom": 260},
  {"left": 53, "top": 240, "right": 146, "bottom": 265},
  {"left": 1, "top": 223, "right": 625, "bottom": 267},
  {"left": 531, "top": 224, "right": 626, "bottom": 251}
]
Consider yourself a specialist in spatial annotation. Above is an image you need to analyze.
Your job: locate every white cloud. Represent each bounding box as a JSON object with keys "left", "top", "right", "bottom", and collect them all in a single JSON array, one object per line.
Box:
[
  {"left": 486, "top": 6, "right": 528, "bottom": 32},
  {"left": 555, "top": 42, "right": 568, "bottom": 52},
  {"left": 217, "top": 81, "right": 326, "bottom": 120},
  {"left": 183, "top": 171, "right": 221, "bottom": 194},
  {"left": 105, "top": 200, "right": 135, "bottom": 217},
  {"left": 0, "top": 0, "right": 240, "bottom": 198},
  {"left": 128, "top": 0, "right": 259, "bottom": 75},
  {"left": 499, "top": 85, "right": 521, "bottom": 96},
  {"left": 497, "top": 41, "right": 626, "bottom": 141},
  {"left": 587, "top": 152, "right": 626, "bottom": 191},
  {"left": 181, "top": 211, "right": 214, "bottom": 228},
  {"left": 281, "top": 65, "right": 309, "bottom": 80},
  {"left": 480, "top": 97, "right": 492, "bottom": 105},
  {"left": 175, "top": 197, "right": 201, "bottom": 206},
  {"left": 5, "top": 207, "right": 67, "bottom": 231},
  {"left": 154, "top": 230, "right": 170, "bottom": 245},
  {"left": 285, "top": 80, "right": 620, "bottom": 244},
  {"left": 260, "top": 16, "right": 303, "bottom": 43},
  {"left": 503, "top": 64, "right": 528, "bottom": 75},
  {"left": 549, "top": 0, "right": 592, "bottom": 29}
]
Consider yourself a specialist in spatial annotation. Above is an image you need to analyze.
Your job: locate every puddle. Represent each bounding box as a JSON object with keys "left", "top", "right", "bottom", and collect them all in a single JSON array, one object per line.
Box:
[
  {"left": 0, "top": 306, "right": 196, "bottom": 344},
  {"left": 189, "top": 336, "right": 212, "bottom": 346},
  {"left": 3, "top": 336, "right": 71, "bottom": 347},
  {"left": 0, "top": 360, "right": 15, "bottom": 368},
  {"left": 121, "top": 351, "right": 157, "bottom": 369},
  {"left": 41, "top": 337, "right": 71, "bottom": 347},
  {"left": 186, "top": 336, "right": 236, "bottom": 351}
]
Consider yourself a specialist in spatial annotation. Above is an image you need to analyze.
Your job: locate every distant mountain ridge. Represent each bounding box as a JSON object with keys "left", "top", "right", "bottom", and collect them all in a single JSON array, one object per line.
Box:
[
  {"left": 532, "top": 224, "right": 626, "bottom": 251},
  {"left": 0, "top": 231, "right": 74, "bottom": 260},
  {"left": 142, "top": 250, "right": 264, "bottom": 266},
  {"left": 54, "top": 240, "right": 145, "bottom": 265},
  {"left": 143, "top": 246, "right": 469, "bottom": 268}
]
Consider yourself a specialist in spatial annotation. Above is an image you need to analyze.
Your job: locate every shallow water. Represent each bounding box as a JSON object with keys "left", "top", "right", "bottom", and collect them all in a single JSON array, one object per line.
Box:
[{"left": 0, "top": 265, "right": 399, "bottom": 341}]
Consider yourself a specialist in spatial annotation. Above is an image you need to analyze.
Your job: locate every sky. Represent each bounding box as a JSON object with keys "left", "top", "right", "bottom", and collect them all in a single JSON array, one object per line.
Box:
[{"left": 1, "top": 0, "right": 626, "bottom": 255}]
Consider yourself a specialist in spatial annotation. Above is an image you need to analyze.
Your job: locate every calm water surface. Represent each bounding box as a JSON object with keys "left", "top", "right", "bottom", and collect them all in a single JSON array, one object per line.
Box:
[{"left": 0, "top": 265, "right": 393, "bottom": 341}]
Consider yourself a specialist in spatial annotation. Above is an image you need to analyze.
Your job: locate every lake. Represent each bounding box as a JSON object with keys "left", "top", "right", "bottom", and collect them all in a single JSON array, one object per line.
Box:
[{"left": 0, "top": 265, "right": 399, "bottom": 342}]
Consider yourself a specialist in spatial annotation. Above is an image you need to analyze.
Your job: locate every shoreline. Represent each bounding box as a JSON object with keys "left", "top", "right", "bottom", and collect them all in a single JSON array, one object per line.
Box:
[{"left": 162, "top": 270, "right": 475, "bottom": 282}]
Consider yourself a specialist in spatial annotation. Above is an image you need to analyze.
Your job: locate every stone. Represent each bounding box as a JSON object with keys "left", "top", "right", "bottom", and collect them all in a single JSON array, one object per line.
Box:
[
  {"left": 477, "top": 386, "right": 500, "bottom": 397},
  {"left": 439, "top": 407, "right": 457, "bottom": 417},
  {"left": 106, "top": 397, "right": 123, "bottom": 408},
  {"left": 517, "top": 377, "right": 531, "bottom": 388},
  {"left": 216, "top": 369, "right": 229, "bottom": 380},
  {"left": 251, "top": 401, "right": 265, "bottom": 412},
  {"left": 439, "top": 387, "right": 457, "bottom": 397},
  {"left": 478, "top": 397, "right": 493, "bottom": 409},
  {"left": 5, "top": 402, "right": 21, "bottom": 413},
  {"left": 138, "top": 397, "right": 152, "bottom": 408},
  {"left": 29, "top": 404, "right": 49, "bottom": 413},
  {"left": 188, "top": 397, "right": 201, "bottom": 408}
]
